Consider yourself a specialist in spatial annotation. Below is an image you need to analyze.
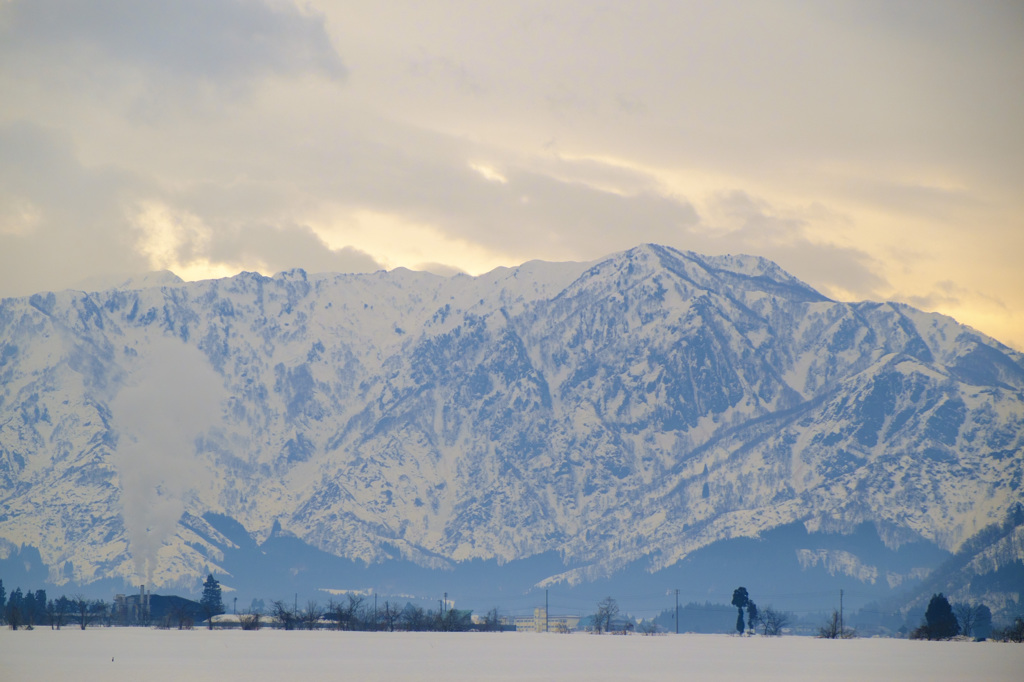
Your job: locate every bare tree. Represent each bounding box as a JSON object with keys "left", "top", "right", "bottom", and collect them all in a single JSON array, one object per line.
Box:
[
  {"left": 593, "top": 597, "right": 620, "bottom": 634},
  {"left": 379, "top": 600, "right": 400, "bottom": 632},
  {"left": 758, "top": 607, "right": 791, "bottom": 636},
  {"left": 819, "top": 609, "right": 840, "bottom": 638},
  {"left": 91, "top": 600, "right": 110, "bottom": 628},
  {"left": 399, "top": 603, "right": 429, "bottom": 631},
  {"left": 301, "top": 600, "right": 323, "bottom": 630},
  {"left": 638, "top": 619, "right": 661, "bottom": 635},
  {"left": 270, "top": 600, "right": 298, "bottom": 630},
  {"left": 168, "top": 601, "right": 193, "bottom": 630},
  {"left": 818, "top": 609, "right": 855, "bottom": 639},
  {"left": 992, "top": 617, "right": 1024, "bottom": 642},
  {"left": 325, "top": 598, "right": 343, "bottom": 630},
  {"left": 345, "top": 594, "right": 367, "bottom": 630},
  {"left": 327, "top": 594, "right": 366, "bottom": 630},
  {"left": 239, "top": 609, "right": 261, "bottom": 631},
  {"left": 74, "top": 595, "right": 92, "bottom": 630},
  {"left": 480, "top": 607, "right": 502, "bottom": 632},
  {"left": 953, "top": 602, "right": 986, "bottom": 638}
]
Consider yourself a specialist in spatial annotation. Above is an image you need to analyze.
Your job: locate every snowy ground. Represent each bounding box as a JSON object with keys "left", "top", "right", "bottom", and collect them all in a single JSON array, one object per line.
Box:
[{"left": 3, "top": 628, "right": 1022, "bottom": 681}]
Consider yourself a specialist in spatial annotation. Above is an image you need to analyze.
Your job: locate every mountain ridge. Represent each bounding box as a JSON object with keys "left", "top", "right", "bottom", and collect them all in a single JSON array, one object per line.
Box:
[{"left": 1, "top": 244, "right": 1021, "bottom": 617}]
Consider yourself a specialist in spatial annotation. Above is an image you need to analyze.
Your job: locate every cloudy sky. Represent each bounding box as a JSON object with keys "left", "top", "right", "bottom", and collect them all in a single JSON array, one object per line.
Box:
[{"left": 1, "top": 0, "right": 1021, "bottom": 348}]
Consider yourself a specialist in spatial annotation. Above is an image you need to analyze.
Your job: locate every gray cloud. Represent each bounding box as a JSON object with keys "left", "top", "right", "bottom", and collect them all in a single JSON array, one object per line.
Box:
[
  {"left": 213, "top": 106, "right": 703, "bottom": 263},
  {"left": 204, "top": 222, "right": 382, "bottom": 275},
  {"left": 908, "top": 281, "right": 1008, "bottom": 314},
  {"left": 0, "top": 0, "right": 345, "bottom": 83},
  {"left": 692, "top": 190, "right": 889, "bottom": 300},
  {"left": 0, "top": 122, "right": 150, "bottom": 297},
  {"left": 0, "top": 119, "right": 382, "bottom": 298},
  {"left": 761, "top": 243, "right": 888, "bottom": 302},
  {"left": 0, "top": 0, "right": 1020, "bottom": 346},
  {"left": 842, "top": 178, "right": 983, "bottom": 224},
  {"left": 0, "top": 1, "right": 358, "bottom": 297},
  {"left": 407, "top": 51, "right": 485, "bottom": 96}
]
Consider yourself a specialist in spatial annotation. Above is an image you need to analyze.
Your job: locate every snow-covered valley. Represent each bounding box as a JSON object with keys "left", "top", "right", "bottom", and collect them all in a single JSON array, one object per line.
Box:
[{"left": 3, "top": 628, "right": 1022, "bottom": 682}]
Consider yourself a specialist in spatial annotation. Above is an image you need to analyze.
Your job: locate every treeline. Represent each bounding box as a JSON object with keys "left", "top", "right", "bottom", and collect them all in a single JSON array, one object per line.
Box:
[
  {"left": 248, "top": 594, "right": 498, "bottom": 632},
  {"left": 194, "top": 573, "right": 499, "bottom": 632},
  {"left": 6, "top": 574, "right": 1021, "bottom": 641},
  {"left": 643, "top": 590, "right": 1009, "bottom": 640},
  {"left": 0, "top": 579, "right": 109, "bottom": 630},
  {"left": 0, "top": 576, "right": 498, "bottom": 632}
]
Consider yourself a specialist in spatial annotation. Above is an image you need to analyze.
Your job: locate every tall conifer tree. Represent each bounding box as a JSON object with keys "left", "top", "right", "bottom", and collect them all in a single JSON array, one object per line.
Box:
[{"left": 200, "top": 574, "right": 225, "bottom": 629}]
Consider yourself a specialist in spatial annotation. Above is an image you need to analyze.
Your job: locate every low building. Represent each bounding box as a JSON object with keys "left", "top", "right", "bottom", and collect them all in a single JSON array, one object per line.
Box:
[{"left": 503, "top": 608, "right": 580, "bottom": 633}]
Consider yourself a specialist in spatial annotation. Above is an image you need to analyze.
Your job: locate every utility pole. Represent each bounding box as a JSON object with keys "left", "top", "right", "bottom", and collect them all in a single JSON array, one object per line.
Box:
[
  {"left": 839, "top": 589, "right": 844, "bottom": 636},
  {"left": 675, "top": 589, "right": 679, "bottom": 634},
  {"left": 545, "top": 589, "right": 549, "bottom": 633}
]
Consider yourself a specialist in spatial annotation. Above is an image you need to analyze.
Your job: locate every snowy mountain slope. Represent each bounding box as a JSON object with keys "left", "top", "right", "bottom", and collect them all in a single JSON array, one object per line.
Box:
[
  {"left": 887, "top": 504, "right": 1024, "bottom": 619},
  {"left": 0, "top": 244, "right": 1022, "bottom": 606}
]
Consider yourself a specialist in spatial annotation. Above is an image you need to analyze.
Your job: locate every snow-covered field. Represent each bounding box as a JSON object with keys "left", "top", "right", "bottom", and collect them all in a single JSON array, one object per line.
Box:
[{"left": 3, "top": 629, "right": 1022, "bottom": 681}]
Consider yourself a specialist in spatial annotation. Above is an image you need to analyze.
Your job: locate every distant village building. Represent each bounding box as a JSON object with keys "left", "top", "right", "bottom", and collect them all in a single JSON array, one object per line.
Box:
[{"left": 502, "top": 607, "right": 580, "bottom": 633}]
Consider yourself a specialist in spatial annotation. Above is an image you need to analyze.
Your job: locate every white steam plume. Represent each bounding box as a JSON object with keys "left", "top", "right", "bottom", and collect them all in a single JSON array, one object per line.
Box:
[{"left": 111, "top": 336, "right": 226, "bottom": 585}]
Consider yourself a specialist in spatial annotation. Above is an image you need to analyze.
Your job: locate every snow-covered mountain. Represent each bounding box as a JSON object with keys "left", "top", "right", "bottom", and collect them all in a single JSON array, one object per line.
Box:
[{"left": 1, "top": 244, "right": 1022, "bottom": 613}]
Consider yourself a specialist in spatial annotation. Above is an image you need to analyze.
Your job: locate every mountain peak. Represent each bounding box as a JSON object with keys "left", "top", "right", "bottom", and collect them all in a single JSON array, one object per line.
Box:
[{"left": 0, "top": 245, "right": 1020, "bottom": 615}]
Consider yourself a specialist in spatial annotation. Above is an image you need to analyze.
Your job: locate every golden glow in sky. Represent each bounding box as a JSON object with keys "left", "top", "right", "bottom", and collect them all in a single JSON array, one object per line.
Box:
[{"left": 0, "top": 1, "right": 1021, "bottom": 348}]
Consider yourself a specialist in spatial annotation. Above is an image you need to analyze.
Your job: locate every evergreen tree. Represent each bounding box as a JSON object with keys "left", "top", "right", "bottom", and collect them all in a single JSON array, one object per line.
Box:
[
  {"left": 53, "top": 596, "right": 73, "bottom": 630},
  {"left": 34, "top": 590, "right": 46, "bottom": 627},
  {"left": 22, "top": 590, "right": 36, "bottom": 628},
  {"left": 731, "top": 587, "right": 749, "bottom": 635},
  {"left": 200, "top": 574, "right": 225, "bottom": 629},
  {"left": 923, "top": 593, "right": 960, "bottom": 640},
  {"left": 974, "top": 604, "right": 993, "bottom": 640},
  {"left": 6, "top": 587, "right": 23, "bottom": 629},
  {"left": 746, "top": 600, "right": 758, "bottom": 633}
]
